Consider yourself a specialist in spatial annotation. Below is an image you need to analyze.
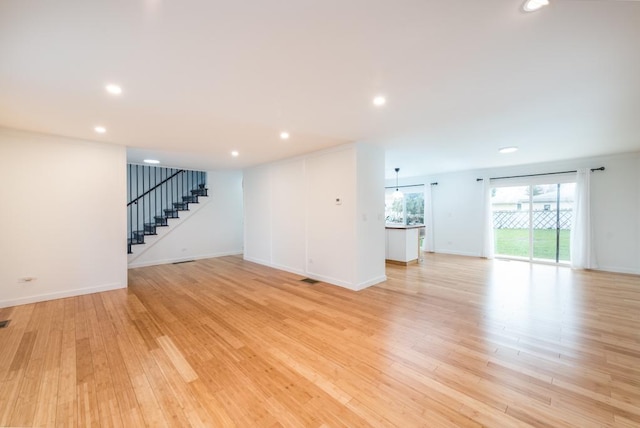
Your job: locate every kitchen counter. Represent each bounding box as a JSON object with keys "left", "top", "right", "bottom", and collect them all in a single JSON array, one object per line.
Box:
[{"left": 385, "top": 224, "right": 424, "bottom": 265}]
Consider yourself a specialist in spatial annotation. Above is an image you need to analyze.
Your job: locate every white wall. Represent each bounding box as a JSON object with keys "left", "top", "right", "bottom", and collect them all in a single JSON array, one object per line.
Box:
[
  {"left": 356, "top": 143, "right": 386, "bottom": 286},
  {"left": 391, "top": 152, "right": 640, "bottom": 274},
  {"left": 244, "top": 143, "right": 386, "bottom": 290},
  {"left": 127, "top": 170, "right": 244, "bottom": 267},
  {"left": 271, "top": 160, "right": 306, "bottom": 273},
  {"left": 0, "top": 128, "right": 127, "bottom": 308},
  {"left": 243, "top": 165, "right": 273, "bottom": 266},
  {"left": 305, "top": 148, "right": 357, "bottom": 286}
]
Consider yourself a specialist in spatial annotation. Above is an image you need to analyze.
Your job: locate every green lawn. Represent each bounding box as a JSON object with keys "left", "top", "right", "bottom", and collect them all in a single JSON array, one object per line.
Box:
[{"left": 494, "top": 229, "right": 570, "bottom": 261}]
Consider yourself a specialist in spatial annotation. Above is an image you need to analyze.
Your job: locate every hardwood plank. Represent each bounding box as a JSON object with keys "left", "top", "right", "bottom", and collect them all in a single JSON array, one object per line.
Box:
[
  {"left": 0, "top": 254, "right": 639, "bottom": 426},
  {"left": 156, "top": 335, "right": 199, "bottom": 383}
]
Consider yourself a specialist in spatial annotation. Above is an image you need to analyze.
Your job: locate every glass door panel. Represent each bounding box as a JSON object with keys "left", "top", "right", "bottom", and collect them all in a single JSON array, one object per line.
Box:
[
  {"left": 492, "top": 186, "right": 531, "bottom": 259},
  {"left": 532, "top": 183, "right": 575, "bottom": 262},
  {"left": 558, "top": 183, "right": 575, "bottom": 262},
  {"left": 532, "top": 184, "right": 560, "bottom": 261}
]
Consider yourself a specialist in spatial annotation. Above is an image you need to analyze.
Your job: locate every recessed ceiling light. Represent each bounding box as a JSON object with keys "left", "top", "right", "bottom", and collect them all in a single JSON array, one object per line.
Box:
[
  {"left": 231, "top": 151, "right": 239, "bottom": 157},
  {"left": 143, "top": 159, "right": 160, "bottom": 164},
  {"left": 499, "top": 146, "right": 519, "bottom": 154},
  {"left": 280, "top": 131, "right": 290, "bottom": 140},
  {"left": 94, "top": 126, "right": 106, "bottom": 134},
  {"left": 105, "top": 84, "right": 122, "bottom": 95},
  {"left": 373, "top": 95, "right": 386, "bottom": 107},
  {"left": 522, "top": 0, "right": 549, "bottom": 12}
]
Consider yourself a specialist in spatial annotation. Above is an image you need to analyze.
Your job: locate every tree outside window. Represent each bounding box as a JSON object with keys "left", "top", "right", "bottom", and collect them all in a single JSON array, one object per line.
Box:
[{"left": 385, "top": 185, "right": 424, "bottom": 225}]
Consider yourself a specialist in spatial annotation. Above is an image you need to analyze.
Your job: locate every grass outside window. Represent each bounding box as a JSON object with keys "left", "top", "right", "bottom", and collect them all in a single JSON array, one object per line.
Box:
[{"left": 494, "top": 229, "right": 571, "bottom": 261}]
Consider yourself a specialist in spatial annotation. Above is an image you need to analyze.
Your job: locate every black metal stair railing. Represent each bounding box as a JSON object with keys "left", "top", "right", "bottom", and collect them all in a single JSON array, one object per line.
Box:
[{"left": 127, "top": 164, "right": 207, "bottom": 254}]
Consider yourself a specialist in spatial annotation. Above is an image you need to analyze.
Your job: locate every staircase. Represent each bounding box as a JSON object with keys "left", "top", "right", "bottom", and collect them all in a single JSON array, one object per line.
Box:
[{"left": 127, "top": 164, "right": 208, "bottom": 254}]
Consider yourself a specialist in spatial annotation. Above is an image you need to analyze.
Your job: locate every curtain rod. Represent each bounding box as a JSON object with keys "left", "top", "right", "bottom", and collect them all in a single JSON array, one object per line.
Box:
[
  {"left": 476, "top": 167, "right": 604, "bottom": 182},
  {"left": 384, "top": 184, "right": 426, "bottom": 189}
]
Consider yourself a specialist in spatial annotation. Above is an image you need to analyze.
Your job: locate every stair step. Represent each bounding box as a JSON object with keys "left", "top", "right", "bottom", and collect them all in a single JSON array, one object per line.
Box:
[
  {"left": 191, "top": 188, "right": 208, "bottom": 196},
  {"left": 154, "top": 216, "right": 168, "bottom": 226},
  {"left": 144, "top": 223, "right": 158, "bottom": 234},
  {"left": 164, "top": 209, "right": 179, "bottom": 218},
  {"left": 182, "top": 195, "right": 198, "bottom": 203},
  {"left": 173, "top": 202, "right": 189, "bottom": 210},
  {"left": 130, "top": 232, "right": 145, "bottom": 244}
]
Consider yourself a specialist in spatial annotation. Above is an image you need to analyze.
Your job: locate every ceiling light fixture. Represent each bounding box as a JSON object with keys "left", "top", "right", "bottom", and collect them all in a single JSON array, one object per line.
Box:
[
  {"left": 499, "top": 146, "right": 519, "bottom": 154},
  {"left": 280, "top": 131, "right": 290, "bottom": 140},
  {"left": 373, "top": 95, "right": 386, "bottom": 107},
  {"left": 393, "top": 167, "right": 404, "bottom": 199},
  {"left": 105, "top": 84, "right": 122, "bottom": 95},
  {"left": 94, "top": 126, "right": 106, "bottom": 134},
  {"left": 231, "top": 151, "right": 239, "bottom": 157},
  {"left": 522, "top": 0, "right": 549, "bottom": 12},
  {"left": 143, "top": 159, "right": 160, "bottom": 164}
]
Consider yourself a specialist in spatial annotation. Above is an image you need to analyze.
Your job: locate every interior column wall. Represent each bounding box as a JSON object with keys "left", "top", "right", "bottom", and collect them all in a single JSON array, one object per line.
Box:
[
  {"left": 0, "top": 128, "right": 127, "bottom": 308},
  {"left": 243, "top": 143, "right": 386, "bottom": 290}
]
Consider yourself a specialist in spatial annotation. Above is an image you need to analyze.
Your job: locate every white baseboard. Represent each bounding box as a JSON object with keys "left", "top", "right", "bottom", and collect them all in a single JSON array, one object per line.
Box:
[
  {"left": 592, "top": 265, "right": 640, "bottom": 276},
  {"left": 243, "top": 255, "right": 273, "bottom": 267},
  {"left": 128, "top": 251, "right": 243, "bottom": 269},
  {"left": 303, "top": 271, "right": 355, "bottom": 290},
  {"left": 243, "top": 256, "right": 385, "bottom": 291},
  {"left": 0, "top": 282, "right": 126, "bottom": 309},
  {"left": 432, "top": 253, "right": 640, "bottom": 276},
  {"left": 434, "top": 249, "right": 481, "bottom": 257},
  {"left": 268, "top": 262, "right": 306, "bottom": 277},
  {"left": 243, "top": 256, "right": 308, "bottom": 278},
  {"left": 354, "top": 275, "right": 387, "bottom": 291}
]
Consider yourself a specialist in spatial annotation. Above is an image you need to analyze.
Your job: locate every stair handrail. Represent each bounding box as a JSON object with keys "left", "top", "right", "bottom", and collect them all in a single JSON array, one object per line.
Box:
[{"left": 127, "top": 169, "right": 184, "bottom": 206}]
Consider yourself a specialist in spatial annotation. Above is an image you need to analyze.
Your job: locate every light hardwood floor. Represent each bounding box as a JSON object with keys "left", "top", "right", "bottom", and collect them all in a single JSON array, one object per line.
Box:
[{"left": 1, "top": 254, "right": 639, "bottom": 427}]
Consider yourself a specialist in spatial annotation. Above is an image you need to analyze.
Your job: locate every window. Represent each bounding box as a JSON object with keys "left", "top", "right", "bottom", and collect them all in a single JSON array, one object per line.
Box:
[{"left": 385, "top": 185, "right": 425, "bottom": 225}]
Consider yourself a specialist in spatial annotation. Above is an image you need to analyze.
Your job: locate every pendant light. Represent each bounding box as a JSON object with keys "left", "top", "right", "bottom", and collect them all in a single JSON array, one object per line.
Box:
[{"left": 393, "top": 167, "right": 404, "bottom": 199}]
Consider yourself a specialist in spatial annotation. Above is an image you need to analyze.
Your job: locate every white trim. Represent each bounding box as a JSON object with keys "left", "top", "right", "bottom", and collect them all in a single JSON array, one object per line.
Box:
[
  {"left": 304, "top": 271, "right": 356, "bottom": 290},
  {"left": 268, "top": 262, "right": 306, "bottom": 277},
  {"left": 0, "top": 282, "right": 126, "bottom": 309},
  {"left": 354, "top": 275, "right": 387, "bottom": 291},
  {"left": 244, "top": 256, "right": 385, "bottom": 291},
  {"left": 434, "top": 249, "right": 481, "bottom": 257},
  {"left": 591, "top": 266, "right": 640, "bottom": 276},
  {"left": 243, "top": 255, "right": 275, "bottom": 268},
  {"left": 128, "top": 251, "right": 243, "bottom": 269}
]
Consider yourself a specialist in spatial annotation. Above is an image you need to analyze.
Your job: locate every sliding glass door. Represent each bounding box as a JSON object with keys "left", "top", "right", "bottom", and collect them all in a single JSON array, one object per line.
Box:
[{"left": 491, "top": 181, "right": 575, "bottom": 263}]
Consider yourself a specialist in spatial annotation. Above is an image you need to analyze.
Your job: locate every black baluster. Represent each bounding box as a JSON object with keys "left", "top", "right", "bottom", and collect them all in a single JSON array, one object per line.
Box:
[
  {"left": 153, "top": 168, "right": 158, "bottom": 224},
  {"left": 161, "top": 167, "right": 163, "bottom": 221},
  {"left": 138, "top": 166, "right": 147, "bottom": 234},
  {"left": 128, "top": 164, "right": 131, "bottom": 248},
  {"left": 136, "top": 164, "right": 140, "bottom": 243},
  {"left": 148, "top": 165, "right": 151, "bottom": 228}
]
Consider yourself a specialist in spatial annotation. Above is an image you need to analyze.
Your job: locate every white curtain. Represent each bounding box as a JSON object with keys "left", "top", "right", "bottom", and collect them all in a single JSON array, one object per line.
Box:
[
  {"left": 424, "top": 184, "right": 435, "bottom": 252},
  {"left": 481, "top": 177, "right": 494, "bottom": 259},
  {"left": 571, "top": 168, "right": 596, "bottom": 269}
]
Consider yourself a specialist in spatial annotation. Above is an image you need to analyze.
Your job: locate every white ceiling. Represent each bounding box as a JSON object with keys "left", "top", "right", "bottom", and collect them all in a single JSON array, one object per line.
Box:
[{"left": 1, "top": 0, "right": 639, "bottom": 179}]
